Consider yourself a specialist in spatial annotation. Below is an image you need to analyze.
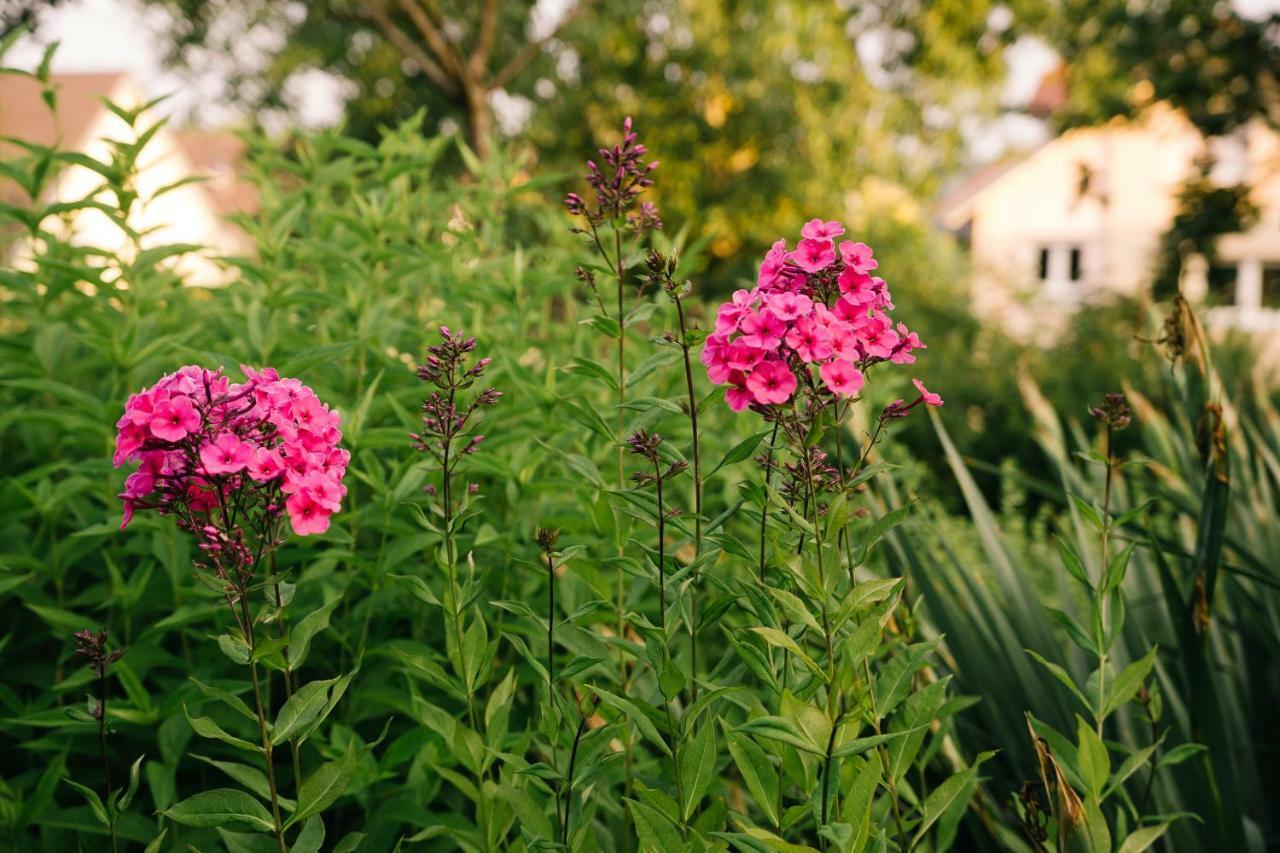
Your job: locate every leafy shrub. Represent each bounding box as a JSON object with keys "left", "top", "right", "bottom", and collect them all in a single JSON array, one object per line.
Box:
[{"left": 0, "top": 54, "right": 1272, "bottom": 853}]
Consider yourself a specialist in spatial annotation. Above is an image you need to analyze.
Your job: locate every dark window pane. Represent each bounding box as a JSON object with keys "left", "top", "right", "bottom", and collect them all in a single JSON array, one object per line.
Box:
[
  {"left": 1206, "top": 264, "right": 1237, "bottom": 307},
  {"left": 1069, "top": 247, "right": 1082, "bottom": 281},
  {"left": 1263, "top": 264, "right": 1280, "bottom": 309},
  {"left": 1038, "top": 247, "right": 1050, "bottom": 280}
]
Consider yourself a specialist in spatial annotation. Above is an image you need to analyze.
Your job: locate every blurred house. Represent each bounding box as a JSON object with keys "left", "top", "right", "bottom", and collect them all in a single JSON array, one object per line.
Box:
[
  {"left": 0, "top": 71, "right": 254, "bottom": 285},
  {"left": 938, "top": 80, "right": 1280, "bottom": 343}
]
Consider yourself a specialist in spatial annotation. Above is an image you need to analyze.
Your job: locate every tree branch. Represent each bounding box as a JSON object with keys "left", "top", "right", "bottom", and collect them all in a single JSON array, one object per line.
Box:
[
  {"left": 471, "top": 0, "right": 501, "bottom": 80},
  {"left": 362, "top": 2, "right": 459, "bottom": 95},
  {"left": 396, "top": 0, "right": 464, "bottom": 80},
  {"left": 491, "top": 0, "right": 591, "bottom": 91}
]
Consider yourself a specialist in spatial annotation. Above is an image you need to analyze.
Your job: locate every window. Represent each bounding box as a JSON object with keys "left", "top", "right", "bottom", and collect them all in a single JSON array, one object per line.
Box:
[
  {"left": 1036, "top": 244, "right": 1084, "bottom": 287},
  {"left": 1206, "top": 264, "right": 1238, "bottom": 307},
  {"left": 1263, "top": 264, "right": 1280, "bottom": 309}
]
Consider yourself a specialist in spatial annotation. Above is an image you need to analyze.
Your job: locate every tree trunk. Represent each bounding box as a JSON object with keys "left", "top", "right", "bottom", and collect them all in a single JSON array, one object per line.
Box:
[{"left": 466, "top": 83, "right": 492, "bottom": 160}]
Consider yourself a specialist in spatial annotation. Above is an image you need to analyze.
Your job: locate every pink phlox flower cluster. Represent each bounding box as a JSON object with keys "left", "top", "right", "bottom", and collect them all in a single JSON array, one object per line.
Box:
[
  {"left": 114, "top": 364, "right": 348, "bottom": 537},
  {"left": 703, "top": 219, "right": 933, "bottom": 411}
]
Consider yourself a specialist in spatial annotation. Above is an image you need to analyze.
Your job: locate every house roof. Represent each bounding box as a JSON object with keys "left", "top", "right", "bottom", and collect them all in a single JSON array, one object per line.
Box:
[
  {"left": 1027, "top": 65, "right": 1067, "bottom": 119},
  {"left": 0, "top": 72, "right": 126, "bottom": 154},
  {"left": 935, "top": 156, "right": 1027, "bottom": 230},
  {"left": 0, "top": 71, "right": 257, "bottom": 218}
]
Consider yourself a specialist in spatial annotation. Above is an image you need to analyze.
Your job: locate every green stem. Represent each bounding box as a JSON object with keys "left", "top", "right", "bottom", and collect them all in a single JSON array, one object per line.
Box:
[
  {"left": 1097, "top": 423, "right": 1114, "bottom": 737},
  {"left": 562, "top": 714, "right": 589, "bottom": 847},
  {"left": 759, "top": 419, "right": 781, "bottom": 585},
  {"left": 248, "top": 662, "right": 287, "bottom": 853},
  {"left": 674, "top": 296, "right": 702, "bottom": 701},
  {"left": 97, "top": 669, "right": 117, "bottom": 853}
]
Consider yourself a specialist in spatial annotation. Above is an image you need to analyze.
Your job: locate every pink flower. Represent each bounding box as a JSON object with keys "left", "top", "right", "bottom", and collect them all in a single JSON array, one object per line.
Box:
[
  {"left": 857, "top": 313, "right": 901, "bottom": 359},
  {"left": 123, "top": 469, "right": 155, "bottom": 499},
  {"left": 890, "top": 323, "right": 926, "bottom": 365},
  {"left": 802, "top": 219, "right": 846, "bottom": 241},
  {"left": 286, "top": 492, "right": 331, "bottom": 536},
  {"left": 764, "top": 291, "right": 813, "bottom": 322},
  {"left": 838, "top": 268, "right": 876, "bottom": 303},
  {"left": 149, "top": 396, "right": 200, "bottom": 442},
  {"left": 913, "top": 378, "right": 943, "bottom": 406},
  {"left": 820, "top": 360, "right": 865, "bottom": 397},
  {"left": 301, "top": 471, "right": 344, "bottom": 512},
  {"left": 784, "top": 316, "right": 833, "bottom": 363},
  {"left": 789, "top": 238, "right": 836, "bottom": 273},
  {"left": 839, "top": 240, "right": 878, "bottom": 274},
  {"left": 200, "top": 432, "right": 253, "bottom": 475},
  {"left": 119, "top": 498, "right": 136, "bottom": 530},
  {"left": 725, "top": 339, "right": 766, "bottom": 372},
  {"left": 870, "top": 277, "right": 893, "bottom": 310},
  {"left": 725, "top": 382, "right": 754, "bottom": 412},
  {"left": 716, "top": 289, "right": 756, "bottom": 334},
  {"left": 739, "top": 309, "right": 787, "bottom": 350},
  {"left": 746, "top": 359, "right": 797, "bottom": 405},
  {"left": 757, "top": 239, "right": 789, "bottom": 289},
  {"left": 246, "top": 447, "right": 285, "bottom": 482},
  {"left": 827, "top": 322, "right": 862, "bottom": 362}
]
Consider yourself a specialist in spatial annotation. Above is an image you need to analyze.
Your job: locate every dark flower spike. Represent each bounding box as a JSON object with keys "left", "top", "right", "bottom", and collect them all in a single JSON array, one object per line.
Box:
[
  {"left": 1090, "top": 392, "right": 1132, "bottom": 430},
  {"left": 536, "top": 527, "right": 560, "bottom": 553},
  {"left": 563, "top": 117, "right": 660, "bottom": 230},
  {"left": 74, "top": 629, "right": 122, "bottom": 680}
]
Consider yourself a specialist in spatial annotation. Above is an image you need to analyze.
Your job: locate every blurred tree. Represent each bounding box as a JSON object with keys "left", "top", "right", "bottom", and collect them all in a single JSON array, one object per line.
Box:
[
  {"left": 1025, "top": 0, "right": 1279, "bottom": 136},
  {"left": 89, "top": 0, "right": 1016, "bottom": 290},
  {"left": 132, "top": 0, "right": 594, "bottom": 157},
  {"left": 536, "top": 0, "right": 1015, "bottom": 288}
]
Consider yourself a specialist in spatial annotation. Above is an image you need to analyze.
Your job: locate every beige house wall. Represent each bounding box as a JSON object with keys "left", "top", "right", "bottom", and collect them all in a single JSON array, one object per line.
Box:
[{"left": 952, "top": 106, "right": 1280, "bottom": 346}]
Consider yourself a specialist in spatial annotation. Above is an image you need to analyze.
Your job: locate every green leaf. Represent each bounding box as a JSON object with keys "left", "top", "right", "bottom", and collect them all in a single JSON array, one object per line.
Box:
[
  {"left": 115, "top": 753, "right": 146, "bottom": 812},
  {"left": 288, "top": 598, "right": 341, "bottom": 670},
  {"left": 840, "top": 758, "right": 880, "bottom": 850},
  {"left": 273, "top": 677, "right": 337, "bottom": 746},
  {"left": 162, "top": 788, "right": 275, "bottom": 832},
  {"left": 184, "top": 704, "right": 262, "bottom": 754},
  {"left": 1116, "top": 823, "right": 1171, "bottom": 853},
  {"left": 190, "top": 755, "right": 295, "bottom": 811},
  {"left": 1104, "top": 647, "right": 1156, "bottom": 717},
  {"left": 1057, "top": 537, "right": 1093, "bottom": 590},
  {"left": 910, "top": 751, "right": 995, "bottom": 847},
  {"left": 1076, "top": 717, "right": 1109, "bottom": 801},
  {"left": 1025, "top": 650, "right": 1090, "bottom": 710},
  {"left": 291, "top": 816, "right": 326, "bottom": 853},
  {"left": 724, "top": 724, "right": 779, "bottom": 827},
  {"left": 286, "top": 746, "right": 357, "bottom": 828},
  {"left": 1157, "top": 742, "right": 1207, "bottom": 768},
  {"left": 659, "top": 661, "right": 685, "bottom": 701},
  {"left": 190, "top": 677, "right": 257, "bottom": 723},
  {"left": 1071, "top": 495, "right": 1104, "bottom": 531},
  {"left": 587, "top": 685, "right": 671, "bottom": 757},
  {"left": 563, "top": 356, "right": 619, "bottom": 391},
  {"left": 748, "top": 626, "right": 824, "bottom": 679},
  {"left": 627, "top": 797, "right": 684, "bottom": 852},
  {"left": 709, "top": 430, "right": 771, "bottom": 476},
  {"left": 736, "top": 716, "right": 822, "bottom": 755},
  {"left": 1102, "top": 542, "right": 1135, "bottom": 594},
  {"left": 679, "top": 722, "right": 717, "bottom": 821},
  {"left": 63, "top": 778, "right": 108, "bottom": 827}
]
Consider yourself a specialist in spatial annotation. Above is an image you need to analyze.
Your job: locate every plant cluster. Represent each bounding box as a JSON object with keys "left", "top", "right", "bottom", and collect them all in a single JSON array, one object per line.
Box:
[{"left": 0, "top": 53, "right": 1274, "bottom": 853}]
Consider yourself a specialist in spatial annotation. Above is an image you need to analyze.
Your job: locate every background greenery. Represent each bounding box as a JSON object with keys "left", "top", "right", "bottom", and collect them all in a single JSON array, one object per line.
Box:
[{"left": 0, "top": 2, "right": 1277, "bottom": 850}]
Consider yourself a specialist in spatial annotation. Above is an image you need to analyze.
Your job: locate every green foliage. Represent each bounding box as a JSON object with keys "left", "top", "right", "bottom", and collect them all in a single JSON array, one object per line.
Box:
[{"left": 0, "top": 48, "right": 1275, "bottom": 853}]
